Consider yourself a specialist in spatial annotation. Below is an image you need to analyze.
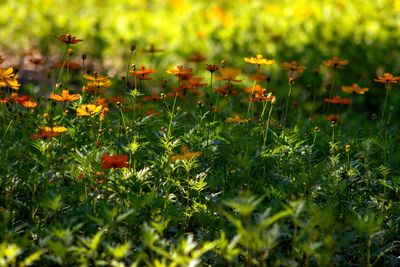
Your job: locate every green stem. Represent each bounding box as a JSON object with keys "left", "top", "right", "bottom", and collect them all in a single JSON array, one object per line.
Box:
[
  {"left": 284, "top": 83, "right": 293, "bottom": 127},
  {"left": 263, "top": 104, "right": 274, "bottom": 149},
  {"left": 167, "top": 92, "right": 178, "bottom": 138},
  {"left": 246, "top": 80, "right": 257, "bottom": 118},
  {"left": 326, "top": 69, "right": 337, "bottom": 113},
  {"left": 381, "top": 83, "right": 390, "bottom": 123}
]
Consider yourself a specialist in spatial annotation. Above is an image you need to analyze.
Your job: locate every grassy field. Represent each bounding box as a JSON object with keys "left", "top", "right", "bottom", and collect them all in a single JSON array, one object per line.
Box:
[{"left": 1, "top": 1, "right": 400, "bottom": 266}]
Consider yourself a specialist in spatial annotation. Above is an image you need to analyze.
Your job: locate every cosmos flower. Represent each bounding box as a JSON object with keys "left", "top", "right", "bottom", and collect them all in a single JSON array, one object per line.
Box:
[
  {"left": 101, "top": 153, "right": 129, "bottom": 169},
  {"left": 0, "top": 67, "right": 20, "bottom": 90},
  {"left": 322, "top": 56, "right": 348, "bottom": 69},
  {"left": 342, "top": 84, "right": 369, "bottom": 94},
  {"left": 76, "top": 104, "right": 103, "bottom": 116},
  {"left": 217, "top": 67, "right": 242, "bottom": 83},
  {"left": 56, "top": 33, "right": 83, "bottom": 45},
  {"left": 374, "top": 73, "right": 400, "bottom": 84},
  {"left": 170, "top": 146, "right": 202, "bottom": 162},
  {"left": 32, "top": 126, "right": 67, "bottom": 139},
  {"left": 244, "top": 54, "right": 275, "bottom": 66},
  {"left": 50, "top": 90, "right": 81, "bottom": 102},
  {"left": 324, "top": 96, "right": 352, "bottom": 105}
]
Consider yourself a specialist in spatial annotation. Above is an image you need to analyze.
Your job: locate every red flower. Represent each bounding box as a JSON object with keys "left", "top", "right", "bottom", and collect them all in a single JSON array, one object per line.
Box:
[
  {"left": 101, "top": 153, "right": 129, "bottom": 169},
  {"left": 324, "top": 96, "right": 351, "bottom": 105}
]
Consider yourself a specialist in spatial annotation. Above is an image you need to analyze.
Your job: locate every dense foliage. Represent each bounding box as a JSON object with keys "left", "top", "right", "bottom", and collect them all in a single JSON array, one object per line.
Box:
[{"left": 1, "top": 1, "right": 400, "bottom": 266}]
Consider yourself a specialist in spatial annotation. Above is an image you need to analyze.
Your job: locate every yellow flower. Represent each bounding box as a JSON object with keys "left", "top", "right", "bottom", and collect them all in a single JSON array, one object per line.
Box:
[
  {"left": 0, "top": 67, "right": 21, "bottom": 90},
  {"left": 76, "top": 104, "right": 103, "bottom": 116},
  {"left": 342, "top": 84, "right": 369, "bottom": 95},
  {"left": 83, "top": 72, "right": 111, "bottom": 87},
  {"left": 226, "top": 115, "right": 250, "bottom": 123},
  {"left": 244, "top": 54, "right": 275, "bottom": 66}
]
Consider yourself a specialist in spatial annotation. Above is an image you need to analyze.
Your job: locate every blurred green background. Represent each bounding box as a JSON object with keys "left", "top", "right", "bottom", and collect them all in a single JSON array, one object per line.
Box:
[{"left": 1, "top": 0, "right": 400, "bottom": 87}]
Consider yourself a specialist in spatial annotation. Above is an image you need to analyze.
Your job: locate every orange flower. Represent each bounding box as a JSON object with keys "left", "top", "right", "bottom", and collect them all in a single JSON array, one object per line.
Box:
[
  {"left": 101, "top": 153, "right": 129, "bottom": 169},
  {"left": 342, "top": 84, "right": 369, "bottom": 94},
  {"left": 32, "top": 126, "right": 67, "bottom": 139},
  {"left": 374, "top": 73, "right": 400, "bottom": 84},
  {"left": 50, "top": 90, "right": 81, "bottom": 102},
  {"left": 53, "top": 61, "right": 81, "bottom": 70},
  {"left": 326, "top": 114, "right": 339, "bottom": 125},
  {"left": 56, "top": 33, "right": 83, "bottom": 45},
  {"left": 21, "top": 100, "right": 38, "bottom": 109},
  {"left": 143, "top": 92, "right": 161, "bottom": 102},
  {"left": 244, "top": 54, "right": 275, "bottom": 66},
  {"left": 130, "top": 65, "right": 157, "bottom": 80},
  {"left": 0, "top": 67, "right": 21, "bottom": 90},
  {"left": 217, "top": 67, "right": 242, "bottom": 83},
  {"left": 170, "top": 146, "right": 202, "bottom": 162},
  {"left": 322, "top": 56, "right": 348, "bottom": 68},
  {"left": 76, "top": 104, "right": 103, "bottom": 116},
  {"left": 188, "top": 52, "right": 206, "bottom": 63},
  {"left": 10, "top": 93, "right": 30, "bottom": 104},
  {"left": 324, "top": 96, "right": 351, "bottom": 105},
  {"left": 226, "top": 115, "right": 250, "bottom": 123},
  {"left": 283, "top": 61, "right": 306, "bottom": 75}
]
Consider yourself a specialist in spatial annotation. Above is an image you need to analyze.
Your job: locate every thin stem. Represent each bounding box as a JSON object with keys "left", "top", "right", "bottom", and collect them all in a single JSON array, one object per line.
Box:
[
  {"left": 381, "top": 83, "right": 390, "bottom": 123},
  {"left": 263, "top": 104, "right": 274, "bottom": 149},
  {"left": 284, "top": 83, "right": 293, "bottom": 127},
  {"left": 326, "top": 68, "right": 337, "bottom": 113},
  {"left": 246, "top": 80, "right": 257, "bottom": 118},
  {"left": 167, "top": 92, "right": 178, "bottom": 138}
]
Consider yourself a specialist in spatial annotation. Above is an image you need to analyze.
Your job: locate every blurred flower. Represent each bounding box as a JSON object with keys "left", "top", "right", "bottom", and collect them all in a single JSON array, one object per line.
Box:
[
  {"left": 244, "top": 54, "right": 275, "bottom": 66},
  {"left": 188, "top": 52, "right": 206, "bottom": 63},
  {"left": 217, "top": 67, "right": 242, "bottom": 82},
  {"left": 249, "top": 73, "right": 269, "bottom": 82},
  {"left": 143, "top": 92, "right": 161, "bottom": 102},
  {"left": 342, "top": 84, "right": 369, "bottom": 94},
  {"left": 53, "top": 61, "right": 81, "bottom": 70},
  {"left": 130, "top": 65, "right": 157, "bottom": 80},
  {"left": 226, "top": 114, "right": 250, "bottom": 123},
  {"left": 283, "top": 61, "right": 306, "bottom": 75},
  {"left": 32, "top": 126, "right": 67, "bottom": 139},
  {"left": 56, "top": 33, "right": 83, "bottom": 45},
  {"left": 50, "top": 90, "right": 80, "bottom": 102},
  {"left": 170, "top": 145, "right": 202, "bottom": 162},
  {"left": 21, "top": 100, "right": 38, "bottom": 109},
  {"left": 76, "top": 104, "right": 103, "bottom": 116},
  {"left": 206, "top": 64, "right": 219, "bottom": 73},
  {"left": 345, "top": 144, "right": 351, "bottom": 152},
  {"left": 322, "top": 56, "right": 348, "bottom": 68},
  {"left": 166, "top": 65, "right": 193, "bottom": 76},
  {"left": 326, "top": 114, "right": 339, "bottom": 125},
  {"left": 101, "top": 153, "right": 129, "bottom": 169},
  {"left": 142, "top": 44, "right": 164, "bottom": 54},
  {"left": 324, "top": 96, "right": 351, "bottom": 105},
  {"left": 0, "top": 67, "right": 20, "bottom": 90},
  {"left": 29, "top": 57, "right": 45, "bottom": 66},
  {"left": 83, "top": 72, "right": 111, "bottom": 87},
  {"left": 374, "top": 73, "right": 400, "bottom": 84}
]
